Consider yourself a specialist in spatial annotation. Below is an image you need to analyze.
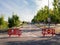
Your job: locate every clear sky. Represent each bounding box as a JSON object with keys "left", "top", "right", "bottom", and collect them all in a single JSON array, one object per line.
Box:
[{"left": 0, "top": 0, "right": 53, "bottom": 22}]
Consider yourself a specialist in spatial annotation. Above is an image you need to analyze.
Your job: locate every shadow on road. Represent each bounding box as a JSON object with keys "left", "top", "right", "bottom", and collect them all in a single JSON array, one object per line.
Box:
[
  {"left": 0, "top": 37, "right": 20, "bottom": 39},
  {"left": 22, "top": 29, "right": 41, "bottom": 32},
  {"left": 5, "top": 39, "right": 60, "bottom": 45},
  {"left": 1, "top": 36, "right": 59, "bottom": 45}
]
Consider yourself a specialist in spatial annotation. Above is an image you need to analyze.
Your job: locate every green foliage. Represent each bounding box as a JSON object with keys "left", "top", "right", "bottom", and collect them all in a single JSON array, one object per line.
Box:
[
  {"left": 32, "top": 0, "right": 60, "bottom": 24},
  {"left": 8, "top": 14, "right": 20, "bottom": 28},
  {"left": 0, "top": 16, "right": 8, "bottom": 29},
  {"left": 32, "top": 6, "right": 48, "bottom": 23},
  {"left": 0, "top": 16, "right": 4, "bottom": 25}
]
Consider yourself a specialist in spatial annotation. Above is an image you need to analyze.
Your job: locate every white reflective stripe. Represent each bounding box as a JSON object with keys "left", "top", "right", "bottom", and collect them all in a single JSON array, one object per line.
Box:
[{"left": 12, "top": 30, "right": 14, "bottom": 32}]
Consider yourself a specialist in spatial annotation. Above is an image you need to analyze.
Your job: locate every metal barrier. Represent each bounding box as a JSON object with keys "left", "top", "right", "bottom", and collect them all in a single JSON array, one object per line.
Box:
[
  {"left": 7, "top": 27, "right": 55, "bottom": 37},
  {"left": 8, "top": 28, "right": 22, "bottom": 37},
  {"left": 42, "top": 28, "right": 55, "bottom": 36}
]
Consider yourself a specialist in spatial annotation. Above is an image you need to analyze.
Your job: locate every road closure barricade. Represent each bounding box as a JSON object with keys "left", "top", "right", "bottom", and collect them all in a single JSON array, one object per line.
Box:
[
  {"left": 8, "top": 28, "right": 22, "bottom": 37},
  {"left": 42, "top": 28, "right": 55, "bottom": 36}
]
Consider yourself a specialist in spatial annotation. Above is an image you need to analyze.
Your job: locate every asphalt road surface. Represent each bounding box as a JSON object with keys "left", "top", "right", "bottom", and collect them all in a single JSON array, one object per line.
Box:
[{"left": 0, "top": 24, "right": 60, "bottom": 45}]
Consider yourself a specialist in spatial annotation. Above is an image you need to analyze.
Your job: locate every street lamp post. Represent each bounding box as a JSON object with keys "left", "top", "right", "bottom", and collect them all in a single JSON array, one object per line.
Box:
[{"left": 48, "top": 0, "right": 51, "bottom": 28}]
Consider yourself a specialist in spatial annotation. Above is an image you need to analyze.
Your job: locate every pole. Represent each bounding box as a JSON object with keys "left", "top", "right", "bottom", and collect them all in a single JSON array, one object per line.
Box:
[{"left": 48, "top": 0, "right": 50, "bottom": 28}]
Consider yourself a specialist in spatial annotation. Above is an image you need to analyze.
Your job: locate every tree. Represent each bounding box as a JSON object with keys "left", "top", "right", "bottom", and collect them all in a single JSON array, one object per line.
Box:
[
  {"left": 8, "top": 14, "right": 20, "bottom": 28},
  {"left": 32, "top": 0, "right": 60, "bottom": 24},
  {"left": 0, "top": 16, "right": 8, "bottom": 29},
  {"left": 32, "top": 6, "right": 49, "bottom": 23},
  {"left": 53, "top": 0, "right": 60, "bottom": 23},
  {"left": 0, "top": 16, "right": 4, "bottom": 25}
]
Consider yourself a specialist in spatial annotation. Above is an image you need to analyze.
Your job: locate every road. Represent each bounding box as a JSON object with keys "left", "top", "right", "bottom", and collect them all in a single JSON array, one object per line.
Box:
[{"left": 0, "top": 24, "right": 60, "bottom": 45}]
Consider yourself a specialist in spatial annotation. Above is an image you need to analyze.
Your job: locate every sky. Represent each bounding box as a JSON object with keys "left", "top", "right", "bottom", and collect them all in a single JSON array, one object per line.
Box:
[{"left": 0, "top": 0, "right": 53, "bottom": 22}]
